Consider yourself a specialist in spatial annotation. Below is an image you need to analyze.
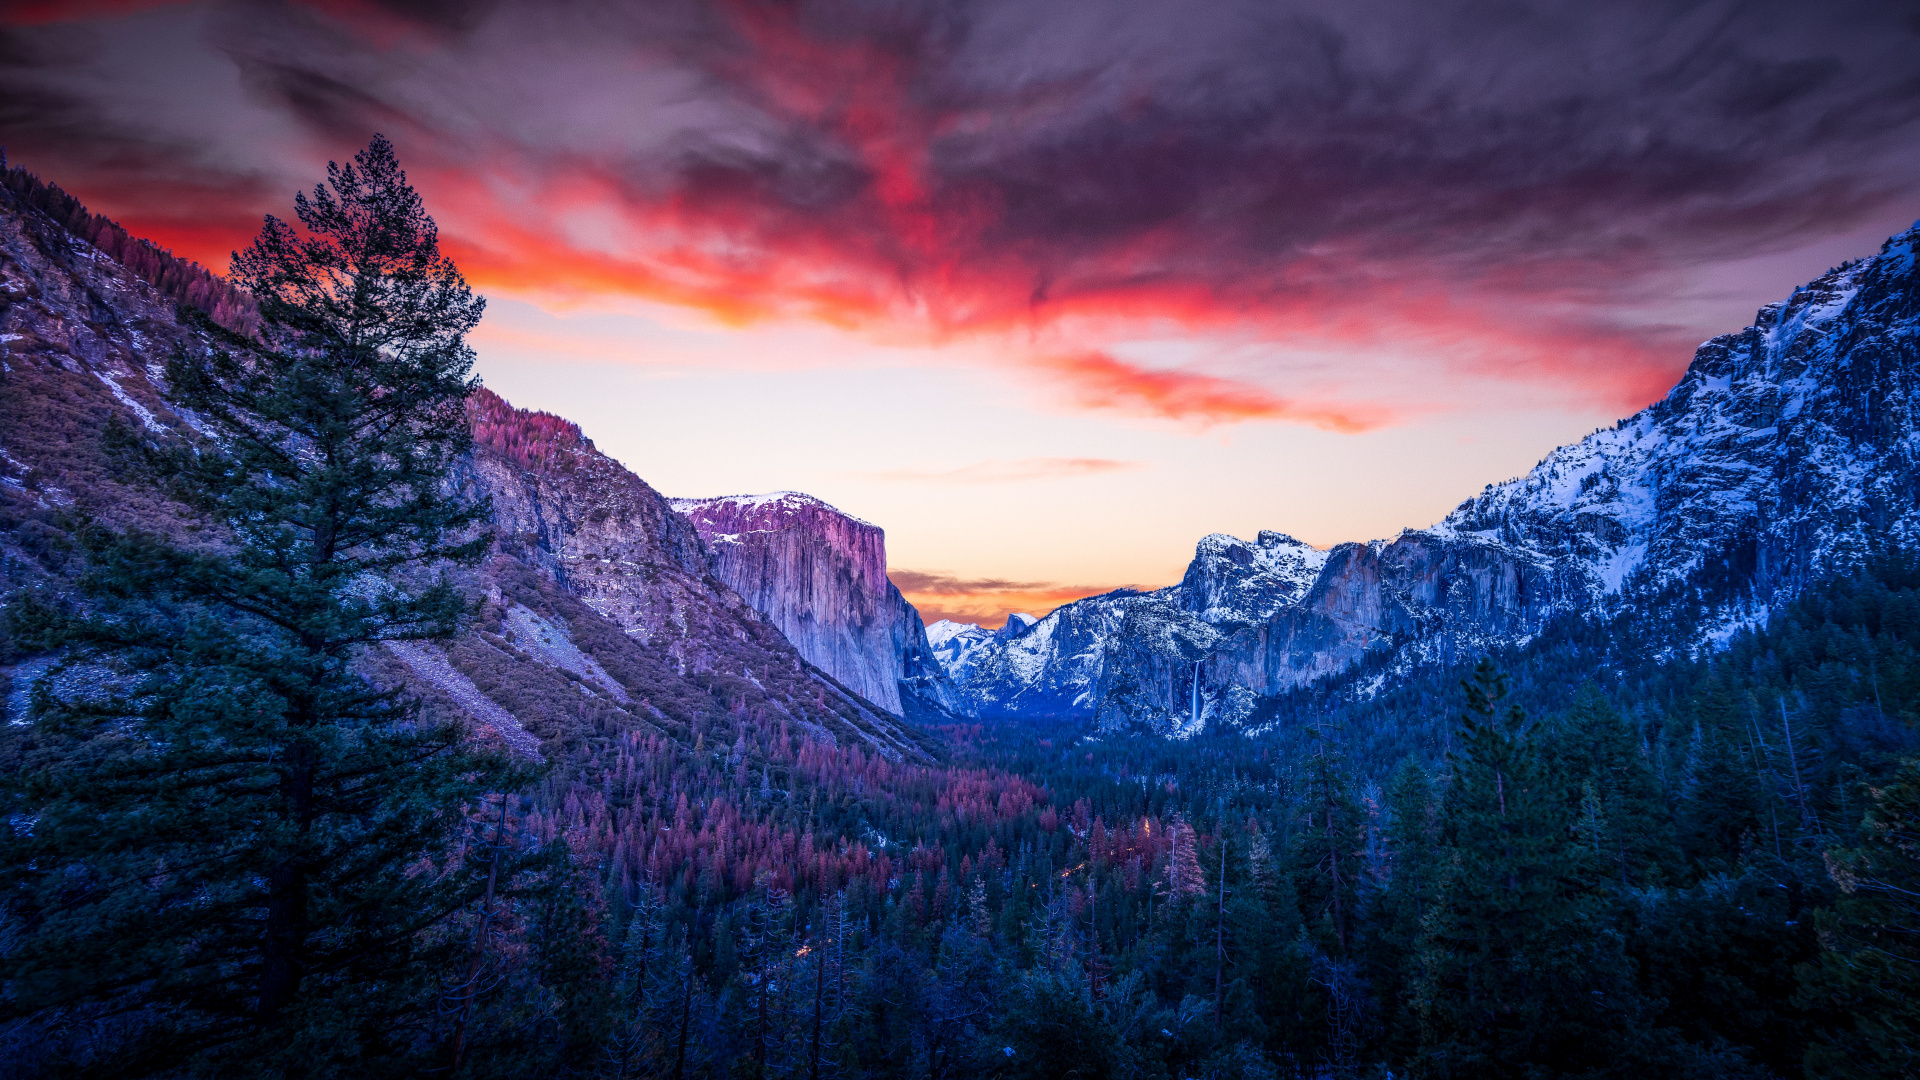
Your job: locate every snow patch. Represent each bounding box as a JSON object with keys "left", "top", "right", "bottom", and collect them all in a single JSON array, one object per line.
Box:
[
  {"left": 94, "top": 370, "right": 163, "bottom": 432},
  {"left": 670, "top": 490, "right": 875, "bottom": 528}
]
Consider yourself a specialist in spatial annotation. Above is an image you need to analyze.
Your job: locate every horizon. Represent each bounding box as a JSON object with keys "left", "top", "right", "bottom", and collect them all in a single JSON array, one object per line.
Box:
[{"left": 4, "top": 0, "right": 1917, "bottom": 627}]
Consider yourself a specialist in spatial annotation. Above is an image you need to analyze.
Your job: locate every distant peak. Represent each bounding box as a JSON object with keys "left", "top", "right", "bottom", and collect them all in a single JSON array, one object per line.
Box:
[
  {"left": 994, "top": 612, "right": 1039, "bottom": 640},
  {"left": 1195, "top": 530, "right": 1317, "bottom": 555}
]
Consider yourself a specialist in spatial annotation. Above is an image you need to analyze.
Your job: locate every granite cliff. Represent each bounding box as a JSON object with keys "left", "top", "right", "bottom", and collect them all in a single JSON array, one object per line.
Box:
[{"left": 669, "top": 492, "right": 959, "bottom": 721}]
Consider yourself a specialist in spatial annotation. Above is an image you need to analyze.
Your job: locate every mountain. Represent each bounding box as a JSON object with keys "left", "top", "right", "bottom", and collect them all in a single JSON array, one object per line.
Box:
[
  {"left": 951, "top": 589, "right": 1145, "bottom": 717},
  {"left": 0, "top": 168, "right": 931, "bottom": 763},
  {"left": 669, "top": 491, "right": 960, "bottom": 721},
  {"left": 925, "top": 619, "right": 998, "bottom": 682},
  {"left": 939, "top": 221, "right": 1920, "bottom": 734}
]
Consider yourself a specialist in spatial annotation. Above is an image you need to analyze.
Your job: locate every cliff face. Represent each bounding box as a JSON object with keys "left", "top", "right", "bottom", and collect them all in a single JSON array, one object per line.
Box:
[
  {"left": 0, "top": 176, "right": 931, "bottom": 763},
  {"left": 669, "top": 493, "right": 958, "bottom": 719},
  {"left": 941, "top": 221, "right": 1920, "bottom": 735},
  {"left": 458, "top": 401, "right": 932, "bottom": 759}
]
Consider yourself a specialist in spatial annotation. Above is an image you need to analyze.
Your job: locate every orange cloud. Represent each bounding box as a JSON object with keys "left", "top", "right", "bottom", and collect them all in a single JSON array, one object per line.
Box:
[
  {"left": 890, "top": 570, "right": 1156, "bottom": 629},
  {"left": 84, "top": 149, "right": 1686, "bottom": 430}
]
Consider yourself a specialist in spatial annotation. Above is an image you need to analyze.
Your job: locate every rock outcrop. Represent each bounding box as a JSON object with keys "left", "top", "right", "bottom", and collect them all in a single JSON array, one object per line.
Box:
[{"left": 669, "top": 492, "right": 959, "bottom": 719}]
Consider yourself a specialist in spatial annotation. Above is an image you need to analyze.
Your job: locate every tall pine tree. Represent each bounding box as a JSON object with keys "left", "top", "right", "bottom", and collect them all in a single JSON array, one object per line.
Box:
[{"left": 0, "top": 136, "right": 533, "bottom": 1077}]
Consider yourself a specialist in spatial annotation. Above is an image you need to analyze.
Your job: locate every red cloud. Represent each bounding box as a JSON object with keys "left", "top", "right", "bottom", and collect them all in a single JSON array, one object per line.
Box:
[
  {"left": 1036, "top": 351, "right": 1393, "bottom": 430},
  {"left": 14, "top": 0, "right": 1892, "bottom": 428}
]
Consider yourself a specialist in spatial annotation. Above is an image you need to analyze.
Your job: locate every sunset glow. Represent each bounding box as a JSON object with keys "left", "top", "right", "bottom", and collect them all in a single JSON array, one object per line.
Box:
[{"left": 5, "top": 0, "right": 1916, "bottom": 625}]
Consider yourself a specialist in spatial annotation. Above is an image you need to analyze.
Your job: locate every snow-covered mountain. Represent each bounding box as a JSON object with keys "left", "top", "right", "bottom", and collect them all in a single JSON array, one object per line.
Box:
[
  {"left": 1179, "top": 532, "right": 1330, "bottom": 627},
  {"left": 925, "top": 620, "right": 998, "bottom": 683},
  {"left": 939, "top": 220, "right": 1920, "bottom": 734},
  {"left": 669, "top": 491, "right": 960, "bottom": 720},
  {"left": 953, "top": 591, "right": 1146, "bottom": 717}
]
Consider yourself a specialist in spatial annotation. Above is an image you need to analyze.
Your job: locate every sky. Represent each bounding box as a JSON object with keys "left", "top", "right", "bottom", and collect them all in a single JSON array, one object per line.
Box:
[{"left": 4, "top": 0, "right": 1918, "bottom": 626}]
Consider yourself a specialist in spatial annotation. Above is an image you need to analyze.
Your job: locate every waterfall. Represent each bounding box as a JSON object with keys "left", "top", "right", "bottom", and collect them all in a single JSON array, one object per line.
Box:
[{"left": 1190, "top": 659, "right": 1202, "bottom": 731}]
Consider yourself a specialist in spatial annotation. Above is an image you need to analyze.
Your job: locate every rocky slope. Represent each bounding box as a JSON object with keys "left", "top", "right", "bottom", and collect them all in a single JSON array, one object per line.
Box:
[
  {"left": 941, "top": 221, "right": 1920, "bottom": 734},
  {"left": 0, "top": 170, "right": 931, "bottom": 763},
  {"left": 669, "top": 492, "right": 959, "bottom": 720}
]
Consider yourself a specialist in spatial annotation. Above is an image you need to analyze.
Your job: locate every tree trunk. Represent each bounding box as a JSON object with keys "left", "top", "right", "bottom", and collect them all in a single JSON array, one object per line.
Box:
[
  {"left": 809, "top": 942, "right": 824, "bottom": 1080},
  {"left": 1214, "top": 840, "right": 1226, "bottom": 1031},
  {"left": 672, "top": 956, "right": 694, "bottom": 1080},
  {"left": 258, "top": 739, "right": 316, "bottom": 1021},
  {"left": 448, "top": 798, "right": 508, "bottom": 1073},
  {"left": 756, "top": 956, "right": 769, "bottom": 1079}
]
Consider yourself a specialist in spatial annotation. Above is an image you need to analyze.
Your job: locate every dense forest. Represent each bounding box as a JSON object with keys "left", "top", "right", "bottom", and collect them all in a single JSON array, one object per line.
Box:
[
  {"left": 379, "top": 557, "right": 1917, "bottom": 1080},
  {"left": 2, "top": 140, "right": 1916, "bottom": 1080}
]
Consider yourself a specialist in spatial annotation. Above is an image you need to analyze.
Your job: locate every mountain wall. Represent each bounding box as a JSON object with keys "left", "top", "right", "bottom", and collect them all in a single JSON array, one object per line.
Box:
[
  {"left": 938, "top": 221, "right": 1920, "bottom": 734},
  {"left": 669, "top": 493, "right": 959, "bottom": 720}
]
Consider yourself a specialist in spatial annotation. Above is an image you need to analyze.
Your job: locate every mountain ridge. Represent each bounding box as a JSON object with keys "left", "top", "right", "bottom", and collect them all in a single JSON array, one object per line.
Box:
[{"left": 934, "top": 219, "right": 1920, "bottom": 734}]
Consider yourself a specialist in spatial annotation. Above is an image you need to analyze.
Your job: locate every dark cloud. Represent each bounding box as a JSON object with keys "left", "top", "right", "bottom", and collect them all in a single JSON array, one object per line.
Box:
[
  {"left": 357, "top": 0, "right": 501, "bottom": 36},
  {"left": 233, "top": 57, "right": 418, "bottom": 142},
  {"left": 3, "top": 0, "right": 1918, "bottom": 420},
  {"left": 906, "top": 1, "right": 1920, "bottom": 282}
]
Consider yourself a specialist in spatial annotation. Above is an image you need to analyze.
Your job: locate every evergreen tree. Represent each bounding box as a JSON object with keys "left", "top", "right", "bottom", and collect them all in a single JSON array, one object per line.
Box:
[
  {"left": 1801, "top": 758, "right": 1920, "bottom": 1079},
  {"left": 1539, "top": 688, "right": 1676, "bottom": 888},
  {"left": 0, "top": 136, "right": 532, "bottom": 1076},
  {"left": 1166, "top": 814, "right": 1207, "bottom": 902},
  {"left": 1369, "top": 757, "right": 1438, "bottom": 1059},
  {"left": 1294, "top": 723, "right": 1364, "bottom": 954},
  {"left": 606, "top": 877, "right": 668, "bottom": 1077},
  {"left": 1413, "top": 661, "right": 1642, "bottom": 1078},
  {"left": 1228, "top": 820, "right": 1313, "bottom": 1062},
  {"left": 1676, "top": 679, "right": 1768, "bottom": 866}
]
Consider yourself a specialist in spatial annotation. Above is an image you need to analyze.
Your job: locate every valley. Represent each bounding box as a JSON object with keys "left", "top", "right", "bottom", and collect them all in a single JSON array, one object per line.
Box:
[{"left": 1, "top": 147, "right": 1916, "bottom": 1080}]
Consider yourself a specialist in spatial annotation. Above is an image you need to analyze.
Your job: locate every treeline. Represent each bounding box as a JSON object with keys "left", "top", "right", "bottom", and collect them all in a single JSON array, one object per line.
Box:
[
  {"left": 0, "top": 151, "right": 257, "bottom": 333},
  {"left": 468, "top": 387, "right": 598, "bottom": 474}
]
